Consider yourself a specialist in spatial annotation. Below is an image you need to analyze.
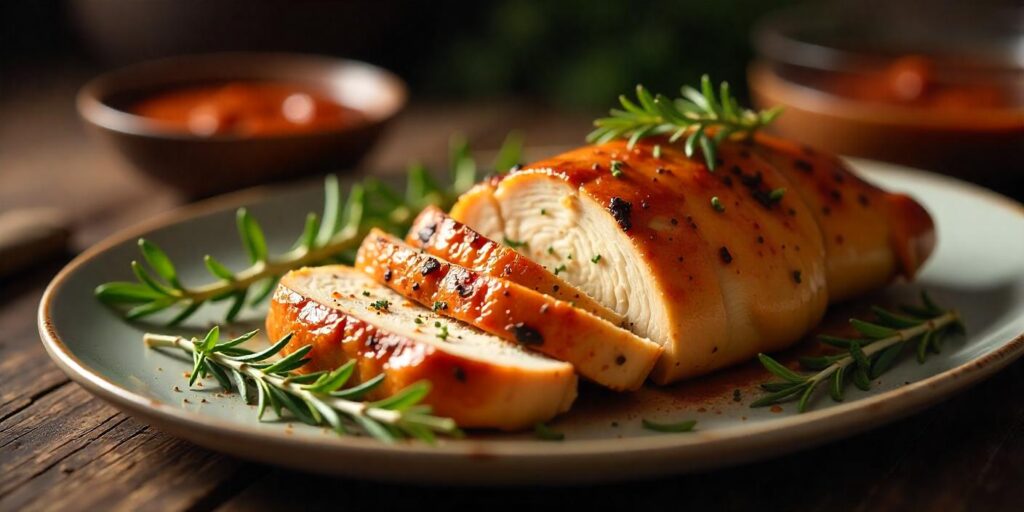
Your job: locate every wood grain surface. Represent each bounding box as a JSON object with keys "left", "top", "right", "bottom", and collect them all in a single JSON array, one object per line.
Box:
[{"left": 2, "top": 65, "right": 1022, "bottom": 512}]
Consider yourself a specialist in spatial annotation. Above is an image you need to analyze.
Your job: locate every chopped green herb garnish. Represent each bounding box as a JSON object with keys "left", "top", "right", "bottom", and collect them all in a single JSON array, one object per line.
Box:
[
  {"left": 432, "top": 301, "right": 448, "bottom": 311},
  {"left": 553, "top": 264, "right": 567, "bottom": 276},
  {"left": 769, "top": 188, "right": 786, "bottom": 203},
  {"left": 610, "top": 160, "right": 624, "bottom": 178},
  {"left": 591, "top": 254, "right": 602, "bottom": 263},
  {"left": 547, "top": 246, "right": 555, "bottom": 256},
  {"left": 642, "top": 418, "right": 697, "bottom": 433},
  {"left": 436, "top": 322, "right": 449, "bottom": 340},
  {"left": 369, "top": 299, "right": 390, "bottom": 311},
  {"left": 414, "top": 316, "right": 423, "bottom": 325},
  {"left": 540, "top": 208, "right": 548, "bottom": 216},
  {"left": 534, "top": 422, "right": 565, "bottom": 441},
  {"left": 503, "top": 236, "right": 528, "bottom": 249},
  {"left": 711, "top": 196, "right": 725, "bottom": 212},
  {"left": 362, "top": 291, "right": 371, "bottom": 297}
]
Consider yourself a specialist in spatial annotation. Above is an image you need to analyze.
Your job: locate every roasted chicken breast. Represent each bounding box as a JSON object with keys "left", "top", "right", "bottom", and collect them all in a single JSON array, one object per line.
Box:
[
  {"left": 355, "top": 229, "right": 663, "bottom": 390},
  {"left": 266, "top": 266, "right": 577, "bottom": 429},
  {"left": 450, "top": 139, "right": 934, "bottom": 383}
]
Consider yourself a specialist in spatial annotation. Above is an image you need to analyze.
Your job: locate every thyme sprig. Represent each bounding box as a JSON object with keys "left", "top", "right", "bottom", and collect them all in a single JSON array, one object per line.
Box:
[
  {"left": 588, "top": 75, "right": 783, "bottom": 170},
  {"left": 96, "top": 134, "right": 524, "bottom": 325},
  {"left": 144, "top": 327, "right": 461, "bottom": 443},
  {"left": 752, "top": 292, "right": 965, "bottom": 413}
]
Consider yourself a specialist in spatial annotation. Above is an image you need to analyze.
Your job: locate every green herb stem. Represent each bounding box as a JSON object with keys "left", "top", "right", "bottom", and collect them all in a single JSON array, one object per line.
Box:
[{"left": 752, "top": 292, "right": 963, "bottom": 413}]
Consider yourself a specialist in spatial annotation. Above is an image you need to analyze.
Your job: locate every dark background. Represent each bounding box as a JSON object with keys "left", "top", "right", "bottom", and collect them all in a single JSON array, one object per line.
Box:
[{"left": 1, "top": 0, "right": 798, "bottom": 110}]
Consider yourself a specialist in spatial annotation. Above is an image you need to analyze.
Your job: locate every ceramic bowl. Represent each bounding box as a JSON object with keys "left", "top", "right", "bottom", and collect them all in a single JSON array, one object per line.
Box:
[{"left": 78, "top": 52, "right": 407, "bottom": 196}]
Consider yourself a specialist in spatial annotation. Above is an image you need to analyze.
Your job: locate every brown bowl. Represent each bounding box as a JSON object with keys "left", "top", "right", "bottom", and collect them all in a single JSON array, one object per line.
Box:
[
  {"left": 77, "top": 53, "right": 407, "bottom": 196},
  {"left": 749, "top": 3, "right": 1024, "bottom": 186}
]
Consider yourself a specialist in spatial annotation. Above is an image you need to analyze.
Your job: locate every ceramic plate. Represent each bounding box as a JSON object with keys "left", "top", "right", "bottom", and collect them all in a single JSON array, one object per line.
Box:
[{"left": 39, "top": 159, "right": 1024, "bottom": 484}]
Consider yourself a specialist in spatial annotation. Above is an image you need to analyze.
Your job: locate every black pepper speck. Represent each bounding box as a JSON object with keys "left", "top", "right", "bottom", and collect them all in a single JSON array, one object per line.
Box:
[
  {"left": 608, "top": 197, "right": 633, "bottom": 231},
  {"left": 719, "top": 246, "right": 733, "bottom": 264},
  {"left": 508, "top": 323, "right": 543, "bottom": 345},
  {"left": 420, "top": 257, "right": 441, "bottom": 276}
]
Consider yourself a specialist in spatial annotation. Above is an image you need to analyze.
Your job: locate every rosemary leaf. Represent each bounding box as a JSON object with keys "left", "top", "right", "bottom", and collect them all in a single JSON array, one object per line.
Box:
[
  {"left": 231, "top": 333, "right": 294, "bottom": 362},
  {"left": 829, "top": 366, "right": 845, "bottom": 402},
  {"left": 534, "top": 422, "right": 565, "bottom": 441},
  {"left": 371, "top": 381, "right": 431, "bottom": 411},
  {"left": 850, "top": 319, "right": 897, "bottom": 339},
  {"left": 331, "top": 373, "right": 385, "bottom": 400},
  {"left": 224, "top": 290, "right": 248, "bottom": 323},
  {"left": 203, "top": 255, "right": 235, "bottom": 281},
  {"left": 870, "top": 306, "right": 923, "bottom": 328},
  {"left": 642, "top": 418, "right": 697, "bottom": 433},
  {"left": 212, "top": 329, "right": 259, "bottom": 351},
  {"left": 757, "top": 353, "right": 806, "bottom": 383},
  {"left": 237, "top": 209, "right": 269, "bottom": 264},
  {"left": 94, "top": 282, "right": 165, "bottom": 304},
  {"left": 138, "top": 239, "right": 182, "bottom": 289},
  {"left": 130, "top": 260, "right": 175, "bottom": 296}
]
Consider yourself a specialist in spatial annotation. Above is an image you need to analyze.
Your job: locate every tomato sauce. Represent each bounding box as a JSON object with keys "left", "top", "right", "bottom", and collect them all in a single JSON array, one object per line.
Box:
[
  {"left": 821, "top": 56, "right": 1013, "bottom": 110},
  {"left": 130, "top": 81, "right": 364, "bottom": 136}
]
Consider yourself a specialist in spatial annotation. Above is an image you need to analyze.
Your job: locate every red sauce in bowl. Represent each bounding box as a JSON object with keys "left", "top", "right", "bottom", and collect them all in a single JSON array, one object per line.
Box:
[
  {"left": 130, "top": 81, "right": 364, "bottom": 137},
  {"left": 820, "top": 56, "right": 1013, "bottom": 111}
]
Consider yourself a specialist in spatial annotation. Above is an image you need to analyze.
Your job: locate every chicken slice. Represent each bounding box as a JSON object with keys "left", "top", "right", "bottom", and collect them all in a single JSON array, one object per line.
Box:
[
  {"left": 355, "top": 229, "right": 663, "bottom": 390},
  {"left": 266, "top": 266, "right": 577, "bottom": 430},
  {"left": 406, "top": 205, "right": 623, "bottom": 324}
]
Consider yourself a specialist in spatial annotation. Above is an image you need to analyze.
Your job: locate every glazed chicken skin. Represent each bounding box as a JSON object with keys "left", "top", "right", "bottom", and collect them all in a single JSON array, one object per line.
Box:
[
  {"left": 266, "top": 266, "right": 577, "bottom": 429},
  {"left": 451, "top": 138, "right": 934, "bottom": 384},
  {"left": 751, "top": 133, "right": 935, "bottom": 301}
]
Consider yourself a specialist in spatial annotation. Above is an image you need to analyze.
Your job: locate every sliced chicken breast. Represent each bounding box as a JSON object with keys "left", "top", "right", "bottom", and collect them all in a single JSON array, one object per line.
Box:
[
  {"left": 355, "top": 229, "right": 663, "bottom": 390},
  {"left": 451, "top": 139, "right": 933, "bottom": 383},
  {"left": 266, "top": 265, "right": 577, "bottom": 430},
  {"left": 406, "top": 205, "right": 623, "bottom": 324}
]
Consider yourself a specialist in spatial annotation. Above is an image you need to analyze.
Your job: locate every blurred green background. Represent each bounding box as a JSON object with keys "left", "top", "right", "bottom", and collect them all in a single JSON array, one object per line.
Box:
[
  {"left": 416, "top": 0, "right": 800, "bottom": 108},
  {"left": 1, "top": 0, "right": 800, "bottom": 111}
]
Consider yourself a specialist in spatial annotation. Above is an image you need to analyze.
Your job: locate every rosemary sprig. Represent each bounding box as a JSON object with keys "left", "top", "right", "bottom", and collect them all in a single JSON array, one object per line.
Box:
[
  {"left": 145, "top": 327, "right": 462, "bottom": 443},
  {"left": 96, "top": 133, "right": 524, "bottom": 325},
  {"left": 587, "top": 75, "right": 783, "bottom": 170},
  {"left": 752, "top": 292, "right": 965, "bottom": 413}
]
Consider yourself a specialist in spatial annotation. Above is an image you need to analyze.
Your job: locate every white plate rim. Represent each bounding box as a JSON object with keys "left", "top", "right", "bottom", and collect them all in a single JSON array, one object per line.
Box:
[{"left": 36, "top": 162, "right": 1024, "bottom": 479}]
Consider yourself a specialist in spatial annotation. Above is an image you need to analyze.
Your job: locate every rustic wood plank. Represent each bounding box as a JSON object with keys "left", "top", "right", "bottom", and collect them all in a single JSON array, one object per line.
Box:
[{"left": 0, "top": 382, "right": 264, "bottom": 512}]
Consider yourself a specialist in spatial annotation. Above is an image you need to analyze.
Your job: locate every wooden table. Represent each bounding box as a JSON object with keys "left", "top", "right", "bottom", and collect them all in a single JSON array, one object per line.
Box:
[{"left": 3, "top": 65, "right": 1023, "bottom": 512}]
